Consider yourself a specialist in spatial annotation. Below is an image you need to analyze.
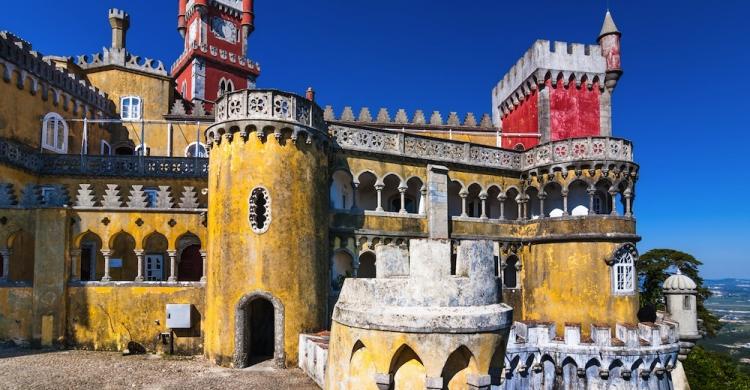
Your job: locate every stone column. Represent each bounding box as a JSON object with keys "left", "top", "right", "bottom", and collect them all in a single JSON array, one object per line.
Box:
[
  {"left": 398, "top": 185, "right": 407, "bottom": 214},
  {"left": 374, "top": 373, "right": 392, "bottom": 390},
  {"left": 562, "top": 189, "right": 569, "bottom": 216},
  {"left": 587, "top": 187, "right": 596, "bottom": 215},
  {"left": 459, "top": 189, "right": 468, "bottom": 217},
  {"left": 624, "top": 188, "right": 633, "bottom": 217},
  {"left": 375, "top": 183, "right": 384, "bottom": 212},
  {"left": 521, "top": 197, "right": 528, "bottom": 220},
  {"left": 134, "top": 250, "right": 145, "bottom": 282},
  {"left": 101, "top": 250, "right": 112, "bottom": 282},
  {"left": 468, "top": 374, "right": 492, "bottom": 390},
  {"left": 538, "top": 193, "right": 546, "bottom": 218},
  {"left": 167, "top": 250, "right": 178, "bottom": 282},
  {"left": 426, "top": 377, "right": 444, "bottom": 390},
  {"left": 498, "top": 194, "right": 506, "bottom": 220},
  {"left": 419, "top": 185, "right": 426, "bottom": 214},
  {"left": 517, "top": 199, "right": 523, "bottom": 221},
  {"left": 70, "top": 249, "right": 81, "bottom": 282},
  {"left": 200, "top": 250, "right": 207, "bottom": 282},
  {"left": 350, "top": 182, "right": 359, "bottom": 211},
  {"left": 0, "top": 248, "right": 10, "bottom": 282},
  {"left": 609, "top": 189, "right": 618, "bottom": 216},
  {"left": 479, "top": 192, "right": 488, "bottom": 220},
  {"left": 426, "top": 165, "right": 449, "bottom": 239}
]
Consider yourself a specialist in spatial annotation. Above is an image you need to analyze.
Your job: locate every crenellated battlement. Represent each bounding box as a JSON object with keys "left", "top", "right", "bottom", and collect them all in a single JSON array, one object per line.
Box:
[
  {"left": 108, "top": 8, "right": 129, "bottom": 22},
  {"left": 509, "top": 320, "right": 679, "bottom": 350},
  {"left": 324, "top": 106, "right": 494, "bottom": 130},
  {"left": 502, "top": 319, "right": 681, "bottom": 388},
  {"left": 0, "top": 31, "right": 112, "bottom": 114},
  {"left": 170, "top": 41, "right": 260, "bottom": 75},
  {"left": 186, "top": 0, "right": 243, "bottom": 16},
  {"left": 77, "top": 48, "right": 167, "bottom": 77},
  {"left": 492, "top": 39, "right": 607, "bottom": 124}
]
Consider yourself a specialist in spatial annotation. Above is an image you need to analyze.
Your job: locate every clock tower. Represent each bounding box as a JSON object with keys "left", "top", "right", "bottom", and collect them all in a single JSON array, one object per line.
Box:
[{"left": 172, "top": 0, "right": 260, "bottom": 112}]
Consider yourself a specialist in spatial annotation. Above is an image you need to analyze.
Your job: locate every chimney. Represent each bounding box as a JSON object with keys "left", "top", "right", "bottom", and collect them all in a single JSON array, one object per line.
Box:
[
  {"left": 305, "top": 87, "right": 315, "bottom": 102},
  {"left": 108, "top": 9, "right": 130, "bottom": 50}
]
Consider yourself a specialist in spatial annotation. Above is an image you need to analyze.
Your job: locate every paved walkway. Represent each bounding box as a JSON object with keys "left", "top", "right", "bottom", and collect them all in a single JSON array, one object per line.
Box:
[{"left": 0, "top": 347, "right": 319, "bottom": 389}]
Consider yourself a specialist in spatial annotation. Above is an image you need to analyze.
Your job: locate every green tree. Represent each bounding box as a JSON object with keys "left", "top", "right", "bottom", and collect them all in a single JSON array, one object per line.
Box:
[
  {"left": 638, "top": 249, "right": 722, "bottom": 337},
  {"left": 683, "top": 346, "right": 750, "bottom": 390}
]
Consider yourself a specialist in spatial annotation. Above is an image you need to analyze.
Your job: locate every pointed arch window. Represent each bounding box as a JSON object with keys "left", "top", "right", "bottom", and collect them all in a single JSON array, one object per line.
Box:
[
  {"left": 42, "top": 112, "right": 68, "bottom": 153},
  {"left": 611, "top": 244, "right": 637, "bottom": 294},
  {"left": 218, "top": 78, "right": 235, "bottom": 97}
]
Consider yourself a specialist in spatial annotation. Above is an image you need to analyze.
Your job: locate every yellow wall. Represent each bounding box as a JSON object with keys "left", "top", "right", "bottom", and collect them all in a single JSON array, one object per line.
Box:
[
  {"left": 205, "top": 133, "right": 329, "bottom": 367},
  {"left": 67, "top": 285, "right": 204, "bottom": 353},
  {"left": 85, "top": 68, "right": 174, "bottom": 156},
  {"left": 0, "top": 287, "right": 33, "bottom": 343},
  {"left": 0, "top": 63, "right": 111, "bottom": 155},
  {"left": 521, "top": 241, "right": 639, "bottom": 336}
]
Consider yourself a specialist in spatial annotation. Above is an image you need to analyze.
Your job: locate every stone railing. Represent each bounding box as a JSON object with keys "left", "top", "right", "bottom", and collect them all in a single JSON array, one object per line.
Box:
[
  {"left": 41, "top": 154, "right": 208, "bottom": 178},
  {"left": 325, "top": 106, "right": 494, "bottom": 129},
  {"left": 331, "top": 125, "right": 633, "bottom": 171},
  {"left": 0, "top": 138, "right": 207, "bottom": 178},
  {"left": 213, "top": 89, "right": 325, "bottom": 131}
]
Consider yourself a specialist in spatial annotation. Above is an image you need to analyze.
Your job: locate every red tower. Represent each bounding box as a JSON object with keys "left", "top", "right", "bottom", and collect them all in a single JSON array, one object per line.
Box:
[
  {"left": 492, "top": 11, "right": 623, "bottom": 150},
  {"left": 172, "top": 0, "right": 260, "bottom": 112}
]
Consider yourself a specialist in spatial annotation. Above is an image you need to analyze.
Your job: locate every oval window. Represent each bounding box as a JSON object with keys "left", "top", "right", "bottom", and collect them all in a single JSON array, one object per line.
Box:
[{"left": 249, "top": 187, "right": 271, "bottom": 233}]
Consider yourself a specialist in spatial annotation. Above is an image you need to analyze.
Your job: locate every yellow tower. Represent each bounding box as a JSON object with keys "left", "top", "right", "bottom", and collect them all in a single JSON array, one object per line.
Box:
[{"left": 203, "top": 89, "right": 330, "bottom": 368}]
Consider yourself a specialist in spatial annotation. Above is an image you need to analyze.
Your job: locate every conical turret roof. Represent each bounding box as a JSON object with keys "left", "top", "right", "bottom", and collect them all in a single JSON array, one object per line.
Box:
[{"left": 599, "top": 11, "right": 620, "bottom": 39}]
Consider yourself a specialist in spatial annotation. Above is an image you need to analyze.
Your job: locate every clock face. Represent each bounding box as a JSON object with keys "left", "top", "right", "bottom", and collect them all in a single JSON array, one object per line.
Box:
[{"left": 211, "top": 17, "right": 238, "bottom": 43}]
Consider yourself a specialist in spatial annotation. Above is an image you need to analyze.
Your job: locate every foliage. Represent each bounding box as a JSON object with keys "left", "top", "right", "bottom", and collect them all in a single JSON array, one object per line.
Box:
[
  {"left": 638, "top": 249, "right": 722, "bottom": 337},
  {"left": 683, "top": 346, "right": 750, "bottom": 390}
]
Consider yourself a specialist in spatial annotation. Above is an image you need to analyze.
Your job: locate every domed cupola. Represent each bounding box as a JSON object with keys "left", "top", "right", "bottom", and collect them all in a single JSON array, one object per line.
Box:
[{"left": 663, "top": 270, "right": 697, "bottom": 294}]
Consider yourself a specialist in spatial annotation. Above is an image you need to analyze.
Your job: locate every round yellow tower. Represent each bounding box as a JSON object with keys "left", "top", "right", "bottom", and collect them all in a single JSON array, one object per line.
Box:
[{"left": 203, "top": 89, "right": 330, "bottom": 368}]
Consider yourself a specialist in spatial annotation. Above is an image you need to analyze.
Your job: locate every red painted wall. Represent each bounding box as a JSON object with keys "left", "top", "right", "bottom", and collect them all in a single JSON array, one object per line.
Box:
[
  {"left": 204, "top": 66, "right": 248, "bottom": 102},
  {"left": 501, "top": 90, "right": 540, "bottom": 150},
  {"left": 549, "top": 79, "right": 600, "bottom": 141}
]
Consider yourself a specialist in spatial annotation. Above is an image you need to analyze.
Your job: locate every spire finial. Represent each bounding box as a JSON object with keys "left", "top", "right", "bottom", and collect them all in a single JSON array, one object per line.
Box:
[{"left": 599, "top": 10, "right": 620, "bottom": 40}]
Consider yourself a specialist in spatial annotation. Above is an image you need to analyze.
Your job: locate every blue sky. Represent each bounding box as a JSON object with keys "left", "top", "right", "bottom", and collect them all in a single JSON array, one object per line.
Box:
[{"left": 2, "top": 1, "right": 748, "bottom": 278}]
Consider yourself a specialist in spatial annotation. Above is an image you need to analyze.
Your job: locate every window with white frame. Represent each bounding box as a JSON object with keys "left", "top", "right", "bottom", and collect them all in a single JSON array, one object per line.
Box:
[
  {"left": 135, "top": 144, "right": 150, "bottom": 156},
  {"left": 218, "top": 78, "right": 234, "bottom": 97},
  {"left": 120, "top": 96, "right": 142, "bottom": 121},
  {"left": 41, "top": 112, "right": 68, "bottom": 153},
  {"left": 612, "top": 246, "right": 636, "bottom": 294},
  {"left": 144, "top": 188, "right": 159, "bottom": 208},
  {"left": 40, "top": 186, "right": 56, "bottom": 205},
  {"left": 101, "top": 140, "right": 112, "bottom": 156},
  {"left": 185, "top": 142, "right": 208, "bottom": 158}
]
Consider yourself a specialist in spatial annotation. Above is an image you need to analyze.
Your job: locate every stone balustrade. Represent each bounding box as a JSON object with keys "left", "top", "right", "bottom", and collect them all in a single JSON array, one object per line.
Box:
[
  {"left": 212, "top": 89, "right": 325, "bottom": 131},
  {"left": 0, "top": 138, "right": 208, "bottom": 178},
  {"left": 331, "top": 124, "right": 634, "bottom": 171}
]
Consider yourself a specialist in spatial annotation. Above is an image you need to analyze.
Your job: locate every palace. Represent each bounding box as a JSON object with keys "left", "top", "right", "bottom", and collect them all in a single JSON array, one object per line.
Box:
[{"left": 0, "top": 2, "right": 700, "bottom": 389}]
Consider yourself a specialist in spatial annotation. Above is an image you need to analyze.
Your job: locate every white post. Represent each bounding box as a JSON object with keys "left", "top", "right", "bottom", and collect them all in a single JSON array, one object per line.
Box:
[
  {"left": 200, "top": 250, "right": 207, "bottom": 282},
  {"left": 101, "top": 250, "right": 112, "bottom": 282},
  {"left": 398, "top": 185, "right": 407, "bottom": 214},
  {"left": 134, "top": 250, "right": 145, "bottom": 282},
  {"left": 460, "top": 190, "right": 468, "bottom": 218},
  {"left": 167, "top": 250, "right": 178, "bottom": 282},
  {"left": 479, "top": 192, "right": 488, "bottom": 220},
  {"left": 375, "top": 184, "right": 384, "bottom": 212}
]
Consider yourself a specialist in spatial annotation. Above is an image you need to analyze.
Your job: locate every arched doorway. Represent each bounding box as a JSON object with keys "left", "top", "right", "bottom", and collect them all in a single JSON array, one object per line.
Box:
[{"left": 235, "top": 292, "right": 285, "bottom": 368}]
